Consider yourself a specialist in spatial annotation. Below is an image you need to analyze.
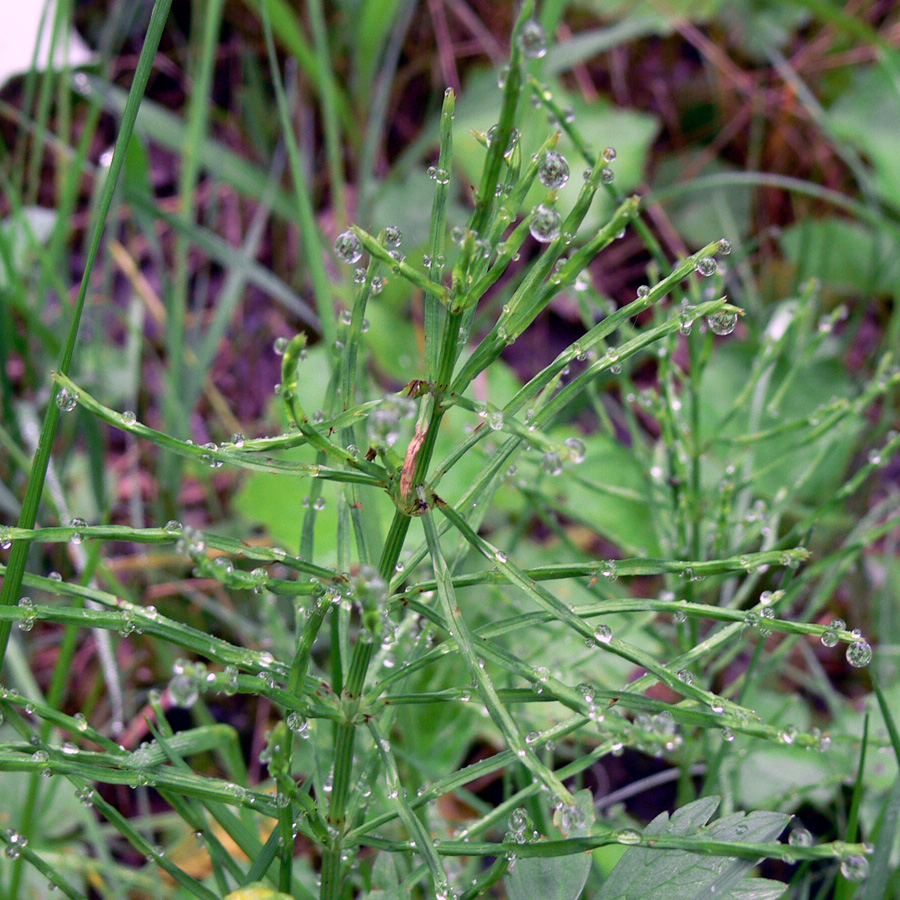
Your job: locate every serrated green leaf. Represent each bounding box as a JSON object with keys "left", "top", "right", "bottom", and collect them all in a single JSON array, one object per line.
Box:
[{"left": 597, "top": 797, "right": 789, "bottom": 900}]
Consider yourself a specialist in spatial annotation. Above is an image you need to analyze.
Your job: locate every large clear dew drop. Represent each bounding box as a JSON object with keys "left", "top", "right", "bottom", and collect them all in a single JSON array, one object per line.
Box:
[
  {"left": 517, "top": 19, "right": 548, "bottom": 59},
  {"left": 529, "top": 204, "right": 561, "bottom": 243},
  {"left": 708, "top": 311, "right": 738, "bottom": 335},
  {"left": 334, "top": 230, "right": 363, "bottom": 264},
  {"left": 846, "top": 639, "right": 872, "bottom": 668},
  {"left": 539, "top": 151, "right": 569, "bottom": 189}
]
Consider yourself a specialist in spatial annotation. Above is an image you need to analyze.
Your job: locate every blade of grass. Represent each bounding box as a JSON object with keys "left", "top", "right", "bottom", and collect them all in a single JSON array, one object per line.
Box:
[
  {"left": 185, "top": 146, "right": 290, "bottom": 408},
  {"left": 0, "top": 0, "right": 174, "bottom": 670},
  {"left": 240, "top": 0, "right": 355, "bottom": 135},
  {"left": 306, "top": 0, "right": 347, "bottom": 227},
  {"left": 124, "top": 186, "right": 319, "bottom": 328},
  {"left": 652, "top": 171, "right": 900, "bottom": 244},
  {"left": 260, "top": 0, "right": 337, "bottom": 351},
  {"left": 356, "top": 0, "right": 418, "bottom": 225},
  {"left": 81, "top": 76, "right": 304, "bottom": 222},
  {"left": 861, "top": 677, "right": 900, "bottom": 900},
  {"left": 161, "top": 0, "right": 224, "bottom": 506}
]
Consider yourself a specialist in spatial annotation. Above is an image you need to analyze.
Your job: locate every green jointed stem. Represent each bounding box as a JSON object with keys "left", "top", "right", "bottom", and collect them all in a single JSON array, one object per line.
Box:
[
  {"left": 316, "top": 29, "right": 539, "bottom": 878},
  {"left": 422, "top": 504, "right": 574, "bottom": 806},
  {"left": 352, "top": 227, "right": 449, "bottom": 303},
  {"left": 425, "top": 88, "right": 455, "bottom": 380},
  {"left": 469, "top": 2, "right": 531, "bottom": 236},
  {"left": 52, "top": 371, "right": 387, "bottom": 485},
  {"left": 367, "top": 719, "right": 453, "bottom": 896},
  {"left": 288, "top": 595, "right": 329, "bottom": 696},
  {"left": 320, "top": 636, "right": 376, "bottom": 900}
]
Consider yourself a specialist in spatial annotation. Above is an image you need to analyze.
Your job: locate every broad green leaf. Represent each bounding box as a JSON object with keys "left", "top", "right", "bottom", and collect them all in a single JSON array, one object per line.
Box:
[
  {"left": 699, "top": 341, "right": 861, "bottom": 502},
  {"left": 597, "top": 796, "right": 789, "bottom": 900},
  {"left": 566, "top": 432, "right": 659, "bottom": 555},
  {"left": 652, "top": 154, "right": 754, "bottom": 245},
  {"left": 825, "top": 66, "right": 900, "bottom": 207},
  {"left": 391, "top": 652, "right": 482, "bottom": 777},
  {"left": 733, "top": 688, "right": 839, "bottom": 810},
  {"left": 736, "top": 743, "right": 836, "bottom": 810},
  {"left": 366, "top": 884, "right": 406, "bottom": 900},
  {"left": 491, "top": 430, "right": 657, "bottom": 555},
  {"left": 505, "top": 790, "right": 596, "bottom": 900},
  {"left": 505, "top": 854, "right": 592, "bottom": 900},
  {"left": 727, "top": 880, "right": 788, "bottom": 900},
  {"left": 225, "top": 884, "right": 293, "bottom": 900},
  {"left": 779, "top": 217, "right": 900, "bottom": 296},
  {"left": 234, "top": 454, "right": 394, "bottom": 564},
  {"left": 366, "top": 851, "right": 406, "bottom": 900},
  {"left": 371, "top": 850, "right": 400, "bottom": 890},
  {"left": 363, "top": 300, "right": 421, "bottom": 381}
]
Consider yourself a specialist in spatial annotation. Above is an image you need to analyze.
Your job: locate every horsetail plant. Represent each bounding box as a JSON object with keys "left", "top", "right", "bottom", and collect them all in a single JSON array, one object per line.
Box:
[{"left": 0, "top": 3, "right": 896, "bottom": 900}]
